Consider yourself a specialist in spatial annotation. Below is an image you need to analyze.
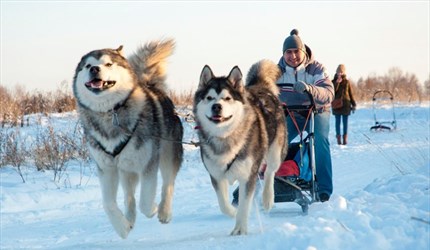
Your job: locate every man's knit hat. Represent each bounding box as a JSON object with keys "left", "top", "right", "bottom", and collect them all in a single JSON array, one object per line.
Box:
[
  {"left": 336, "top": 64, "right": 346, "bottom": 74},
  {"left": 283, "top": 29, "right": 305, "bottom": 52}
]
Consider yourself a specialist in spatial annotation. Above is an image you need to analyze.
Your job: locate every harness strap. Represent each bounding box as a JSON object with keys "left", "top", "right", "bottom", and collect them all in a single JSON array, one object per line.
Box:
[
  {"left": 285, "top": 107, "right": 313, "bottom": 141},
  {"left": 91, "top": 120, "right": 139, "bottom": 157},
  {"left": 226, "top": 153, "right": 239, "bottom": 172},
  {"left": 90, "top": 93, "right": 138, "bottom": 157}
]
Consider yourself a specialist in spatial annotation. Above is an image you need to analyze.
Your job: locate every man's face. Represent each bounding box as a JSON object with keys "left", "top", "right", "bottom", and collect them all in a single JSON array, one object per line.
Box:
[{"left": 283, "top": 48, "right": 305, "bottom": 68}]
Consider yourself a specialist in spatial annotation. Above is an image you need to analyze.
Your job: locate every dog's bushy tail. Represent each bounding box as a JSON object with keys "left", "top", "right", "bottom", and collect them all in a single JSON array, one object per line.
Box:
[
  {"left": 246, "top": 59, "right": 281, "bottom": 96},
  {"left": 128, "top": 39, "right": 175, "bottom": 92}
]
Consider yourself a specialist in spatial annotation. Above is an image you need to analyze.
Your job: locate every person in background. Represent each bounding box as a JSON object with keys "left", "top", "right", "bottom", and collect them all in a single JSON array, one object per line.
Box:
[
  {"left": 332, "top": 64, "right": 356, "bottom": 145},
  {"left": 276, "top": 29, "right": 334, "bottom": 202}
]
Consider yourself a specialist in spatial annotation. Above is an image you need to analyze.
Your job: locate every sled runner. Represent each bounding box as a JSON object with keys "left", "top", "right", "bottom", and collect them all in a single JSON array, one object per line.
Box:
[
  {"left": 370, "top": 90, "right": 397, "bottom": 131},
  {"left": 232, "top": 83, "right": 318, "bottom": 214}
]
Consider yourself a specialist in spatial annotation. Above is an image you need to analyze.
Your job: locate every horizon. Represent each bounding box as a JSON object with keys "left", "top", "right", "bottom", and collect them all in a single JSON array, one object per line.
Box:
[{"left": 1, "top": 1, "right": 429, "bottom": 93}]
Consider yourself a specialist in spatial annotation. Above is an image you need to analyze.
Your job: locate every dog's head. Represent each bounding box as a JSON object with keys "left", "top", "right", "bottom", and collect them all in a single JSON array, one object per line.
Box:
[
  {"left": 73, "top": 46, "right": 136, "bottom": 112},
  {"left": 194, "top": 65, "right": 247, "bottom": 136}
]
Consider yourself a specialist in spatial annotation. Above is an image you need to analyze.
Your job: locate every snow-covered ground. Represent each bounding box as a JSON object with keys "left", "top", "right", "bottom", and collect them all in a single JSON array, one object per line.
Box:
[{"left": 1, "top": 103, "right": 429, "bottom": 250}]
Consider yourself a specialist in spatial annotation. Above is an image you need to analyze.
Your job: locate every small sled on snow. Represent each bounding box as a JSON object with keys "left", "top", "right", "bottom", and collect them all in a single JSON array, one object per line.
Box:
[
  {"left": 232, "top": 84, "right": 319, "bottom": 214},
  {"left": 370, "top": 90, "right": 397, "bottom": 131}
]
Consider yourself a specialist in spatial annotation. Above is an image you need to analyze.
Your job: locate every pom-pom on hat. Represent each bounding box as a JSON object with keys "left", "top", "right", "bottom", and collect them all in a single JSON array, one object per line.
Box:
[
  {"left": 336, "top": 64, "right": 346, "bottom": 74},
  {"left": 283, "top": 29, "right": 305, "bottom": 52}
]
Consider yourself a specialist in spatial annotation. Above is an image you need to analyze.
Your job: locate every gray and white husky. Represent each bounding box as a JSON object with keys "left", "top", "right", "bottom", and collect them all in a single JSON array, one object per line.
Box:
[
  {"left": 73, "top": 39, "right": 183, "bottom": 239},
  {"left": 194, "top": 60, "right": 287, "bottom": 235}
]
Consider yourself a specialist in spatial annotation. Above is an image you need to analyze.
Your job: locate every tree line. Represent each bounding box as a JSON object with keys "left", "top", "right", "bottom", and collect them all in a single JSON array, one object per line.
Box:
[
  {"left": 0, "top": 68, "right": 428, "bottom": 183},
  {"left": 351, "top": 67, "right": 428, "bottom": 103},
  {"left": 1, "top": 81, "right": 75, "bottom": 127},
  {"left": 1, "top": 67, "right": 429, "bottom": 127}
]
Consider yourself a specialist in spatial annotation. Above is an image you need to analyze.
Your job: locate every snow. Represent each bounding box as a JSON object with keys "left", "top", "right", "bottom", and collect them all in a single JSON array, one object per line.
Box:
[{"left": 1, "top": 103, "right": 429, "bottom": 250}]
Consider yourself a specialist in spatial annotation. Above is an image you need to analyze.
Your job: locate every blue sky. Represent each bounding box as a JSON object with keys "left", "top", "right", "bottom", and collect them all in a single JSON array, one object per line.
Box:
[{"left": 1, "top": 1, "right": 429, "bottom": 93}]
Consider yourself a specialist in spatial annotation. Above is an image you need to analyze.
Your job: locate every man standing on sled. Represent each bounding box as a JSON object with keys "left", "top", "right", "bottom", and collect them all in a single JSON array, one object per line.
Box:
[{"left": 276, "top": 29, "right": 334, "bottom": 202}]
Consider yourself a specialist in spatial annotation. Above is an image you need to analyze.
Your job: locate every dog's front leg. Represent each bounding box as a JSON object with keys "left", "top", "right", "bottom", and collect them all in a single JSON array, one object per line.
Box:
[
  {"left": 158, "top": 155, "right": 180, "bottom": 224},
  {"left": 262, "top": 146, "right": 282, "bottom": 211},
  {"left": 98, "top": 166, "right": 132, "bottom": 239},
  {"left": 119, "top": 169, "right": 138, "bottom": 228},
  {"left": 231, "top": 178, "right": 256, "bottom": 235},
  {"left": 262, "top": 168, "right": 276, "bottom": 211},
  {"left": 139, "top": 164, "right": 158, "bottom": 219},
  {"left": 211, "top": 176, "right": 236, "bottom": 218}
]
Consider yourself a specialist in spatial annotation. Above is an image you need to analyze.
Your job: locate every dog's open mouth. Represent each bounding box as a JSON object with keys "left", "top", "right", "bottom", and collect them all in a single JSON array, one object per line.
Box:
[
  {"left": 207, "top": 115, "right": 232, "bottom": 124},
  {"left": 85, "top": 78, "right": 116, "bottom": 92}
]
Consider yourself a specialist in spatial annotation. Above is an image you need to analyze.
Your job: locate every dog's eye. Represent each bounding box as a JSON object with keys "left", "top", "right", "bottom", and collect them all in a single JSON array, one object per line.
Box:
[
  {"left": 105, "top": 63, "right": 113, "bottom": 67},
  {"left": 206, "top": 96, "right": 214, "bottom": 101},
  {"left": 224, "top": 97, "right": 232, "bottom": 101},
  {"left": 85, "top": 64, "right": 91, "bottom": 69}
]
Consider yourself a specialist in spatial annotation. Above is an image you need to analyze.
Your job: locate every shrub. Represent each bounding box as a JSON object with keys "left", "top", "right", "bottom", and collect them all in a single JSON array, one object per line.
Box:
[
  {"left": 0, "top": 128, "right": 28, "bottom": 182},
  {"left": 32, "top": 125, "right": 75, "bottom": 182}
]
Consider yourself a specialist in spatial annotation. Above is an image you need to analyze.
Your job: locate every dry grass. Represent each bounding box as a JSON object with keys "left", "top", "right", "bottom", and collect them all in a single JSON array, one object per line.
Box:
[{"left": 0, "top": 116, "right": 90, "bottom": 185}]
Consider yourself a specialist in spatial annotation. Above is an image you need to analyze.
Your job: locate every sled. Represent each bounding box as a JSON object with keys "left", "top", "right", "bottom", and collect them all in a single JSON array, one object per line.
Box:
[
  {"left": 370, "top": 90, "right": 397, "bottom": 131},
  {"left": 272, "top": 83, "right": 318, "bottom": 214},
  {"left": 232, "top": 83, "right": 318, "bottom": 214}
]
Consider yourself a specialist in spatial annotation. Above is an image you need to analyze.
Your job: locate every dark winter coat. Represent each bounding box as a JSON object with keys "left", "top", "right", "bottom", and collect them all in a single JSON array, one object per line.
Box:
[{"left": 332, "top": 75, "right": 356, "bottom": 116}]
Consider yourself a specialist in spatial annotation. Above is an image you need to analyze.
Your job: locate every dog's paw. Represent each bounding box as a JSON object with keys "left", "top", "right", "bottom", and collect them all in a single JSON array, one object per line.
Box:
[
  {"left": 262, "top": 198, "right": 274, "bottom": 211},
  {"left": 230, "top": 224, "right": 247, "bottom": 236},
  {"left": 262, "top": 188, "right": 274, "bottom": 211},
  {"left": 158, "top": 208, "right": 172, "bottom": 224},
  {"left": 112, "top": 218, "right": 133, "bottom": 239},
  {"left": 125, "top": 209, "right": 136, "bottom": 228},
  {"left": 105, "top": 207, "right": 133, "bottom": 239}
]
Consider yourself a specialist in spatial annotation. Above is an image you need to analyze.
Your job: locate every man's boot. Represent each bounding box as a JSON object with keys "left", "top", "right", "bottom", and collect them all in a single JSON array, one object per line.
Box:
[
  {"left": 336, "top": 135, "right": 342, "bottom": 145},
  {"left": 343, "top": 134, "right": 348, "bottom": 145}
]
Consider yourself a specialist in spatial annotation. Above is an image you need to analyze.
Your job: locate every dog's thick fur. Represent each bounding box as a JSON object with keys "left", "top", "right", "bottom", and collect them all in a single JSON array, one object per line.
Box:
[
  {"left": 73, "top": 39, "right": 183, "bottom": 239},
  {"left": 194, "top": 60, "right": 287, "bottom": 235}
]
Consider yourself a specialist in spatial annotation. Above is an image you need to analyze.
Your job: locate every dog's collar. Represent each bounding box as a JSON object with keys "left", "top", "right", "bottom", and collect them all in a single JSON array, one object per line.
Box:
[
  {"left": 112, "top": 100, "right": 126, "bottom": 112},
  {"left": 109, "top": 96, "right": 128, "bottom": 114}
]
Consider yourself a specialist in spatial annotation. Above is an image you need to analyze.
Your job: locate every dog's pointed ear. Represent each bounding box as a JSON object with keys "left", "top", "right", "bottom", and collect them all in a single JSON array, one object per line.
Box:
[
  {"left": 199, "top": 65, "right": 214, "bottom": 89},
  {"left": 227, "top": 66, "right": 244, "bottom": 91},
  {"left": 115, "top": 45, "right": 125, "bottom": 57}
]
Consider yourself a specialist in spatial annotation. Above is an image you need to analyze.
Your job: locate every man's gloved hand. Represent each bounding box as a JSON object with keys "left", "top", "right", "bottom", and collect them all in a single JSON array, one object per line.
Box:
[
  {"left": 351, "top": 105, "right": 356, "bottom": 114},
  {"left": 294, "top": 80, "right": 310, "bottom": 93}
]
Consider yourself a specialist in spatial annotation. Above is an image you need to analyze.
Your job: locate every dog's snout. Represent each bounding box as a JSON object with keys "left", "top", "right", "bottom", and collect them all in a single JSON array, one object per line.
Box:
[
  {"left": 212, "top": 103, "right": 222, "bottom": 113},
  {"left": 90, "top": 66, "right": 100, "bottom": 74}
]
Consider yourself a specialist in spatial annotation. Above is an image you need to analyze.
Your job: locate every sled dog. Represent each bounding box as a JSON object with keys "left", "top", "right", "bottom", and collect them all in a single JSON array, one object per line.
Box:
[
  {"left": 73, "top": 39, "right": 183, "bottom": 238},
  {"left": 193, "top": 60, "right": 287, "bottom": 235}
]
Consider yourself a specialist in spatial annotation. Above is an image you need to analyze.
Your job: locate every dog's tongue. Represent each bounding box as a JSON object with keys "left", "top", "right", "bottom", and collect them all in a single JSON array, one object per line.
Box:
[
  {"left": 86, "top": 80, "right": 103, "bottom": 89},
  {"left": 211, "top": 115, "right": 223, "bottom": 121}
]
